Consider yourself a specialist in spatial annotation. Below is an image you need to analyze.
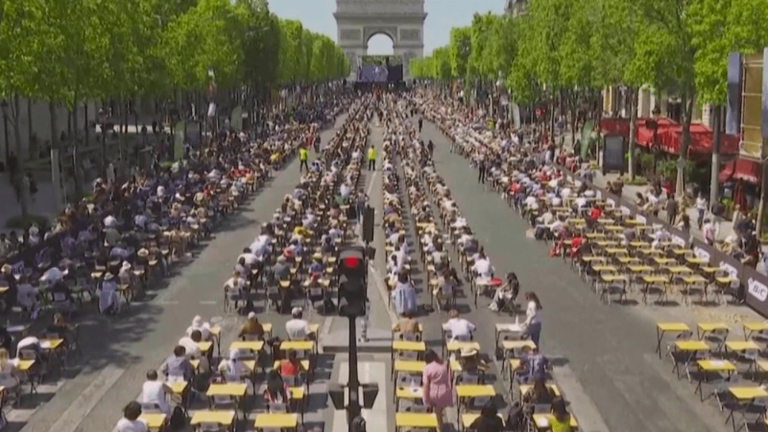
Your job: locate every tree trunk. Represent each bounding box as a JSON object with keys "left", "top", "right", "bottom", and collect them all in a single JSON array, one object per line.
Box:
[
  {"left": 627, "top": 87, "right": 637, "bottom": 180},
  {"left": 709, "top": 105, "right": 722, "bottom": 206},
  {"left": 49, "top": 101, "right": 62, "bottom": 212},
  {"left": 12, "top": 95, "right": 28, "bottom": 217},
  {"left": 675, "top": 92, "right": 695, "bottom": 198},
  {"left": 26, "top": 99, "right": 33, "bottom": 159}
]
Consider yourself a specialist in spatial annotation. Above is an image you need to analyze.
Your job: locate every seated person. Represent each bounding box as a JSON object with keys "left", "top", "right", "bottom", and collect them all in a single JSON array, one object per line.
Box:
[
  {"left": 279, "top": 350, "right": 302, "bottom": 377},
  {"left": 162, "top": 345, "right": 194, "bottom": 381},
  {"left": 115, "top": 401, "right": 148, "bottom": 432},
  {"left": 263, "top": 370, "right": 290, "bottom": 409},
  {"left": 238, "top": 312, "right": 265, "bottom": 340},
  {"left": 522, "top": 374, "right": 556, "bottom": 412},
  {"left": 285, "top": 307, "right": 313, "bottom": 340},
  {"left": 140, "top": 370, "right": 173, "bottom": 415}
]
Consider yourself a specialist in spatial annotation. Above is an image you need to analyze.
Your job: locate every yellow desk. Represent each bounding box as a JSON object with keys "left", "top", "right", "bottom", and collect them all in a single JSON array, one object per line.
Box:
[
  {"left": 700, "top": 266, "right": 721, "bottom": 274},
  {"left": 685, "top": 257, "right": 710, "bottom": 265},
  {"left": 605, "top": 248, "right": 628, "bottom": 254},
  {"left": 698, "top": 359, "right": 736, "bottom": 372},
  {"left": 682, "top": 275, "right": 707, "bottom": 284},
  {"left": 392, "top": 340, "right": 427, "bottom": 352},
  {"left": 725, "top": 340, "right": 760, "bottom": 352},
  {"left": 196, "top": 341, "right": 213, "bottom": 353},
  {"left": 730, "top": 386, "right": 768, "bottom": 400},
  {"left": 665, "top": 266, "right": 693, "bottom": 274},
  {"left": 592, "top": 265, "right": 618, "bottom": 272},
  {"left": 697, "top": 322, "right": 729, "bottom": 339},
  {"left": 653, "top": 258, "right": 676, "bottom": 265},
  {"left": 190, "top": 410, "right": 236, "bottom": 426},
  {"left": 655, "top": 322, "right": 690, "bottom": 358},
  {"left": 744, "top": 322, "right": 768, "bottom": 340},
  {"left": 229, "top": 341, "right": 265, "bottom": 352},
  {"left": 280, "top": 340, "right": 315, "bottom": 351},
  {"left": 674, "top": 340, "right": 710, "bottom": 351},
  {"left": 445, "top": 341, "right": 481, "bottom": 352},
  {"left": 393, "top": 360, "right": 426, "bottom": 373},
  {"left": 40, "top": 339, "right": 64, "bottom": 350},
  {"left": 139, "top": 413, "right": 167, "bottom": 430},
  {"left": 630, "top": 241, "right": 651, "bottom": 248},
  {"left": 206, "top": 383, "right": 248, "bottom": 397},
  {"left": 395, "top": 412, "right": 438, "bottom": 429},
  {"left": 254, "top": 413, "right": 299, "bottom": 429},
  {"left": 455, "top": 384, "right": 496, "bottom": 398},
  {"left": 532, "top": 414, "right": 579, "bottom": 430},
  {"left": 15, "top": 359, "right": 35, "bottom": 372},
  {"left": 167, "top": 381, "right": 188, "bottom": 395},
  {"left": 501, "top": 340, "right": 536, "bottom": 351},
  {"left": 640, "top": 249, "right": 663, "bottom": 255},
  {"left": 581, "top": 256, "right": 607, "bottom": 263},
  {"left": 628, "top": 265, "right": 653, "bottom": 272}
]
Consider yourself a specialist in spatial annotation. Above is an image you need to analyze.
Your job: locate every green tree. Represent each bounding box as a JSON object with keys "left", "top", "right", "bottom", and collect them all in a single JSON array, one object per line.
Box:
[{"left": 449, "top": 27, "right": 472, "bottom": 80}]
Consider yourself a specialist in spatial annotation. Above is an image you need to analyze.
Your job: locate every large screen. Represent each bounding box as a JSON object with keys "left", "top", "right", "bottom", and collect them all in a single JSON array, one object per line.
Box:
[{"left": 357, "top": 55, "right": 404, "bottom": 83}]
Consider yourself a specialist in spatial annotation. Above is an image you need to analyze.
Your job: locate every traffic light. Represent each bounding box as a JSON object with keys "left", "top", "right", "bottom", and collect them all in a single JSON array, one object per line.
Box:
[{"left": 337, "top": 246, "right": 367, "bottom": 317}]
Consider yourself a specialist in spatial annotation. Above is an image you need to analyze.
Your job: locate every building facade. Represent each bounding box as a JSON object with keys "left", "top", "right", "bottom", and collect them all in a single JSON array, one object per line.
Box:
[{"left": 334, "top": 0, "right": 427, "bottom": 80}]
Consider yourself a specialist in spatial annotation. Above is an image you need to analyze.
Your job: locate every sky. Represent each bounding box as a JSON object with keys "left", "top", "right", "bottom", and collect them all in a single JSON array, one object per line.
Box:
[{"left": 268, "top": 0, "right": 505, "bottom": 56}]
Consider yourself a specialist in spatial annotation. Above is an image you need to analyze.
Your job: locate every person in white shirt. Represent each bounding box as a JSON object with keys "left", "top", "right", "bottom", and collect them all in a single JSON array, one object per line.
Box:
[
  {"left": 574, "top": 196, "right": 588, "bottom": 209},
  {"left": 442, "top": 309, "right": 476, "bottom": 341},
  {"left": 99, "top": 273, "right": 121, "bottom": 315},
  {"left": 224, "top": 272, "right": 245, "bottom": 298},
  {"left": 140, "top": 370, "right": 172, "bottom": 414},
  {"left": 134, "top": 213, "right": 148, "bottom": 230},
  {"left": 115, "top": 401, "right": 148, "bottom": 432},
  {"left": 522, "top": 291, "right": 543, "bottom": 348},
  {"left": 186, "top": 316, "right": 212, "bottom": 340},
  {"left": 41, "top": 265, "right": 65, "bottom": 283},
  {"left": 471, "top": 252, "right": 494, "bottom": 279},
  {"left": 16, "top": 330, "right": 42, "bottom": 358},
  {"left": 103, "top": 214, "right": 118, "bottom": 228},
  {"left": 238, "top": 248, "right": 259, "bottom": 266},
  {"left": 285, "top": 308, "right": 313, "bottom": 340}
]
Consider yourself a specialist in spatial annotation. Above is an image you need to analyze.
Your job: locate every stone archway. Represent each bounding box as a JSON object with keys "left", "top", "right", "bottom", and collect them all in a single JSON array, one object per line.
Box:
[{"left": 334, "top": 0, "right": 427, "bottom": 80}]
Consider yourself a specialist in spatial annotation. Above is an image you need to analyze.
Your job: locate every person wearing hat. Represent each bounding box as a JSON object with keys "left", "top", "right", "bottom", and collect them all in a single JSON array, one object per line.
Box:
[
  {"left": 458, "top": 346, "right": 487, "bottom": 377},
  {"left": 238, "top": 312, "right": 265, "bottom": 341},
  {"left": 285, "top": 307, "right": 313, "bottom": 341}
]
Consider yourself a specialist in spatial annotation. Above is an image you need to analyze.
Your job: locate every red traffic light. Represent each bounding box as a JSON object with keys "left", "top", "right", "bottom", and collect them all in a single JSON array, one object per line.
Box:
[{"left": 343, "top": 256, "right": 361, "bottom": 269}]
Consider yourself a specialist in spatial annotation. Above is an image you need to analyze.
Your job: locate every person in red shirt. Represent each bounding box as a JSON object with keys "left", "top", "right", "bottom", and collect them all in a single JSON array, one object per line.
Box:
[
  {"left": 589, "top": 205, "right": 602, "bottom": 220},
  {"left": 279, "top": 350, "right": 301, "bottom": 377}
]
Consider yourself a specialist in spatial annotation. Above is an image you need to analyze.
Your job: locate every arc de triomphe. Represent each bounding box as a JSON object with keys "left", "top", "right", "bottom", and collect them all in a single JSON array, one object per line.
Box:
[{"left": 334, "top": 0, "right": 427, "bottom": 80}]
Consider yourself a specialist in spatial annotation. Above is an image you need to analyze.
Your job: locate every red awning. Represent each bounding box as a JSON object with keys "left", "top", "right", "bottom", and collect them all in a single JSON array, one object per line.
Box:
[
  {"left": 657, "top": 123, "right": 740, "bottom": 156},
  {"left": 719, "top": 158, "right": 761, "bottom": 184},
  {"left": 599, "top": 117, "right": 740, "bottom": 157}
]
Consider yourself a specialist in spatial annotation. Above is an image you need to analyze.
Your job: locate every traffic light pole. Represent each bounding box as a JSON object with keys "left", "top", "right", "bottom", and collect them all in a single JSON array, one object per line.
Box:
[{"left": 347, "top": 315, "right": 363, "bottom": 432}]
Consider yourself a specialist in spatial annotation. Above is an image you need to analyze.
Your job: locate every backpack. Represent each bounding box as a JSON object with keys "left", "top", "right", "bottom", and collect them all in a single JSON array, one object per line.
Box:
[{"left": 168, "top": 406, "right": 186, "bottom": 430}]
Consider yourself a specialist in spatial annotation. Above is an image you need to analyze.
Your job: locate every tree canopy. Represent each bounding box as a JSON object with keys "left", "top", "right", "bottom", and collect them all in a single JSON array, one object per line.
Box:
[{"left": 0, "top": 0, "right": 349, "bottom": 104}]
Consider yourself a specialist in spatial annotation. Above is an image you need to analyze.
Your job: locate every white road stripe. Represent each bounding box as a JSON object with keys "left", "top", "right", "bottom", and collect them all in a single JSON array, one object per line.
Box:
[
  {"left": 334, "top": 362, "right": 389, "bottom": 432},
  {"left": 551, "top": 364, "right": 610, "bottom": 432},
  {"left": 37, "top": 365, "right": 126, "bottom": 432},
  {"left": 198, "top": 300, "right": 217, "bottom": 305},
  {"left": 368, "top": 265, "right": 398, "bottom": 324}
]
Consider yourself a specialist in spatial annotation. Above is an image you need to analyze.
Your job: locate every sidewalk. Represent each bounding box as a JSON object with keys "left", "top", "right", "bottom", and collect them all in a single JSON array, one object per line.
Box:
[
  {"left": 0, "top": 175, "right": 58, "bottom": 232},
  {"left": 555, "top": 129, "right": 765, "bottom": 273}
]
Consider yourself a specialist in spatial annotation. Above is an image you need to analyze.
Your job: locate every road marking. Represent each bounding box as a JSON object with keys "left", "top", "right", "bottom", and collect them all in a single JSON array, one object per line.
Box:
[
  {"left": 551, "top": 364, "right": 610, "bottom": 432},
  {"left": 368, "top": 265, "right": 398, "bottom": 324},
  {"left": 334, "top": 362, "right": 389, "bottom": 432},
  {"left": 38, "top": 365, "right": 126, "bottom": 432},
  {"left": 199, "top": 300, "right": 217, "bottom": 305},
  {"left": 365, "top": 171, "right": 379, "bottom": 197},
  {"left": 154, "top": 300, "right": 180, "bottom": 306}
]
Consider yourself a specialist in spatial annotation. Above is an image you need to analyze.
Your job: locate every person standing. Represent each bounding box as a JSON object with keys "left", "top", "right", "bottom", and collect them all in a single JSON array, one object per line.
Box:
[
  {"left": 695, "top": 193, "right": 707, "bottom": 230},
  {"left": 522, "top": 291, "right": 543, "bottom": 348},
  {"left": 422, "top": 349, "right": 453, "bottom": 431},
  {"left": 299, "top": 146, "right": 309, "bottom": 173},
  {"left": 666, "top": 196, "right": 678, "bottom": 225},
  {"left": 418, "top": 117, "right": 423, "bottom": 132},
  {"left": 367, "top": 145, "right": 376, "bottom": 171},
  {"left": 477, "top": 154, "right": 487, "bottom": 184}
]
